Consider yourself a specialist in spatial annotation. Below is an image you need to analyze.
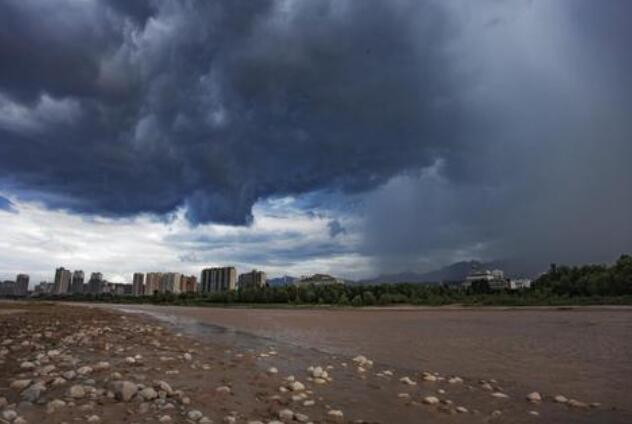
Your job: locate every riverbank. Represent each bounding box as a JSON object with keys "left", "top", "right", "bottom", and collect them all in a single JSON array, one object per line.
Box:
[{"left": 1, "top": 302, "right": 630, "bottom": 423}]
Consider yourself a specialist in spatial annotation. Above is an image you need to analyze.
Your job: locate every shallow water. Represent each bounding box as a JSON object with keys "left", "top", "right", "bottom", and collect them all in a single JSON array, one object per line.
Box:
[{"left": 107, "top": 305, "right": 632, "bottom": 414}]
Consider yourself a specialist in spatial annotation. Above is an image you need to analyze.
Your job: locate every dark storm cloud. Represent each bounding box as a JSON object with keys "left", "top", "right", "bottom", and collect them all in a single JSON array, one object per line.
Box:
[
  {"left": 0, "top": 0, "right": 458, "bottom": 225},
  {"left": 1, "top": 0, "right": 631, "bottom": 275}
]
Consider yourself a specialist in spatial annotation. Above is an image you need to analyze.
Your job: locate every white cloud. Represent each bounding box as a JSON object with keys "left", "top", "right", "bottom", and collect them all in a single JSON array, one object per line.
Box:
[{"left": 0, "top": 193, "right": 368, "bottom": 286}]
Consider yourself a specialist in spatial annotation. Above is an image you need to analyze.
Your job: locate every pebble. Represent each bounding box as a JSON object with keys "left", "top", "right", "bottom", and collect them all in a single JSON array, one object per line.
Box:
[
  {"left": 183, "top": 353, "right": 193, "bottom": 361},
  {"left": 423, "top": 396, "right": 440, "bottom": 405},
  {"left": 187, "top": 410, "right": 203, "bottom": 420},
  {"left": 399, "top": 376, "right": 416, "bottom": 385},
  {"left": 568, "top": 399, "right": 589, "bottom": 409},
  {"left": 68, "top": 384, "right": 86, "bottom": 399},
  {"left": 77, "top": 366, "right": 93, "bottom": 375},
  {"left": 327, "top": 409, "right": 344, "bottom": 419},
  {"left": 456, "top": 406, "right": 468, "bottom": 413},
  {"left": 216, "top": 386, "right": 231, "bottom": 394},
  {"left": 2, "top": 410, "right": 18, "bottom": 421},
  {"left": 268, "top": 367, "right": 279, "bottom": 374},
  {"left": 158, "top": 415, "right": 172, "bottom": 423},
  {"left": 11, "top": 379, "right": 32, "bottom": 390},
  {"left": 86, "top": 415, "right": 100, "bottom": 423},
  {"left": 289, "top": 381, "right": 305, "bottom": 392},
  {"left": 113, "top": 381, "right": 138, "bottom": 401},
  {"left": 448, "top": 376, "right": 463, "bottom": 384},
  {"left": 491, "top": 392, "right": 509, "bottom": 399},
  {"left": 553, "top": 395, "right": 568, "bottom": 404},
  {"left": 526, "top": 392, "right": 542, "bottom": 403},
  {"left": 278, "top": 409, "right": 294, "bottom": 420},
  {"left": 140, "top": 387, "right": 158, "bottom": 400}
]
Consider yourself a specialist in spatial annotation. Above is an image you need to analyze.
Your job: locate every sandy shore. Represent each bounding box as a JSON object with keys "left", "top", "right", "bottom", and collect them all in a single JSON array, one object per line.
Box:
[{"left": 1, "top": 302, "right": 630, "bottom": 423}]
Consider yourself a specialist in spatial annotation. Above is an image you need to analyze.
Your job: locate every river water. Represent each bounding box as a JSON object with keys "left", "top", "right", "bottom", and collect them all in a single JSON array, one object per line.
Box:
[{"left": 98, "top": 304, "right": 632, "bottom": 413}]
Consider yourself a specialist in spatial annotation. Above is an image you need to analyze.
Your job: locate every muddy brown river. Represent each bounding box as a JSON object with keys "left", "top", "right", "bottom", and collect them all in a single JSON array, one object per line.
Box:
[{"left": 97, "top": 304, "right": 632, "bottom": 414}]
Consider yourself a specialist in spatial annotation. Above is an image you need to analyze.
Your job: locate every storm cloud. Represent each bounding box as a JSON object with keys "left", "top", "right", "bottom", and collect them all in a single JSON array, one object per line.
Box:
[{"left": 1, "top": 0, "right": 631, "bottom": 277}]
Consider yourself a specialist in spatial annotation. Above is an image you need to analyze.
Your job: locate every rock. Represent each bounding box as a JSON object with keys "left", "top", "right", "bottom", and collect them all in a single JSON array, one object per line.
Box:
[
  {"left": 216, "top": 386, "right": 231, "bottom": 394},
  {"left": 77, "top": 366, "right": 93, "bottom": 375},
  {"left": 491, "top": 410, "right": 502, "bottom": 417},
  {"left": 155, "top": 380, "right": 174, "bottom": 396},
  {"left": 94, "top": 361, "right": 110, "bottom": 371},
  {"left": 456, "top": 406, "right": 468, "bottom": 413},
  {"left": 223, "top": 416, "right": 236, "bottom": 424},
  {"left": 278, "top": 409, "right": 294, "bottom": 420},
  {"left": 86, "top": 415, "right": 100, "bottom": 422},
  {"left": 423, "top": 396, "right": 440, "bottom": 405},
  {"left": 303, "top": 400, "right": 315, "bottom": 406},
  {"left": 63, "top": 370, "right": 77, "bottom": 380},
  {"left": 327, "top": 409, "right": 344, "bottom": 420},
  {"left": 423, "top": 373, "right": 437, "bottom": 382},
  {"left": 268, "top": 367, "right": 279, "bottom": 374},
  {"left": 51, "top": 377, "right": 67, "bottom": 386},
  {"left": 553, "top": 395, "right": 568, "bottom": 404},
  {"left": 399, "top": 376, "right": 417, "bottom": 385},
  {"left": 448, "top": 377, "right": 463, "bottom": 384},
  {"left": 397, "top": 393, "right": 411, "bottom": 399},
  {"left": 529, "top": 410, "right": 540, "bottom": 416},
  {"left": 140, "top": 387, "right": 158, "bottom": 400},
  {"left": 21, "top": 381, "right": 46, "bottom": 402},
  {"left": 46, "top": 399, "right": 66, "bottom": 412},
  {"left": 568, "top": 399, "right": 589, "bottom": 409},
  {"left": 0, "top": 397, "right": 7, "bottom": 408},
  {"left": 2, "top": 410, "right": 17, "bottom": 421},
  {"left": 11, "top": 379, "right": 32, "bottom": 390},
  {"left": 14, "top": 417, "right": 27, "bottom": 424},
  {"left": 68, "top": 384, "right": 86, "bottom": 398},
  {"left": 491, "top": 392, "right": 509, "bottom": 399},
  {"left": 199, "top": 418, "right": 212, "bottom": 424},
  {"left": 289, "top": 381, "right": 305, "bottom": 392},
  {"left": 187, "top": 410, "right": 203, "bottom": 420},
  {"left": 113, "top": 381, "right": 138, "bottom": 402},
  {"left": 158, "top": 416, "right": 172, "bottom": 423},
  {"left": 183, "top": 353, "right": 193, "bottom": 361},
  {"left": 20, "top": 361, "right": 36, "bottom": 370},
  {"left": 294, "top": 412, "right": 309, "bottom": 422},
  {"left": 124, "top": 357, "right": 136, "bottom": 365},
  {"left": 481, "top": 382, "right": 494, "bottom": 391},
  {"left": 526, "top": 392, "right": 542, "bottom": 403}
]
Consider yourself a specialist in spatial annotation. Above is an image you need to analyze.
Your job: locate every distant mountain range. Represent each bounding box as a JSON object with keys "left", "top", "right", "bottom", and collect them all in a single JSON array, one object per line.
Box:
[
  {"left": 358, "top": 259, "right": 536, "bottom": 285},
  {"left": 267, "top": 259, "right": 537, "bottom": 287}
]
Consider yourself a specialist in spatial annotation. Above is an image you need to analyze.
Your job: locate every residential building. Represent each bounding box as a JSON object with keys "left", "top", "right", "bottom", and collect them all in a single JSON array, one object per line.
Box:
[
  {"left": 200, "top": 267, "right": 236, "bottom": 293},
  {"left": 15, "top": 274, "right": 29, "bottom": 297},
  {"left": 145, "top": 272, "right": 162, "bottom": 295},
  {"left": 132, "top": 273, "right": 144, "bottom": 296},
  {"left": 160, "top": 272, "right": 182, "bottom": 293},
  {"left": 34, "top": 281, "right": 54, "bottom": 295},
  {"left": 53, "top": 267, "right": 72, "bottom": 294},
  {"left": 180, "top": 275, "right": 198, "bottom": 293},
  {"left": 510, "top": 279, "right": 532, "bottom": 290},
  {"left": 295, "top": 273, "right": 343, "bottom": 287},
  {"left": 70, "top": 270, "right": 85, "bottom": 294},
  {"left": 0, "top": 281, "right": 16, "bottom": 296},
  {"left": 237, "top": 269, "right": 267, "bottom": 290},
  {"left": 87, "top": 272, "right": 105, "bottom": 294},
  {"left": 463, "top": 269, "right": 509, "bottom": 290}
]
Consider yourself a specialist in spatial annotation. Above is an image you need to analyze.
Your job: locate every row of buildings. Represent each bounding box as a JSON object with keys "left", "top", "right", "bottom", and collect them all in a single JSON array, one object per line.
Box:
[
  {"left": 0, "top": 274, "right": 30, "bottom": 297},
  {"left": 20, "top": 266, "right": 269, "bottom": 297}
]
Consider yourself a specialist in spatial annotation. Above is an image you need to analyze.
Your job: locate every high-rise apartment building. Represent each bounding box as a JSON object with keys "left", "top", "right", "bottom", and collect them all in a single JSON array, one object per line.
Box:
[
  {"left": 180, "top": 275, "right": 198, "bottom": 293},
  {"left": 160, "top": 272, "right": 182, "bottom": 294},
  {"left": 132, "top": 273, "right": 144, "bottom": 296},
  {"left": 15, "top": 274, "right": 29, "bottom": 297},
  {"left": 200, "top": 267, "right": 236, "bottom": 293},
  {"left": 87, "top": 272, "right": 104, "bottom": 294},
  {"left": 145, "top": 272, "right": 162, "bottom": 295},
  {"left": 237, "top": 270, "right": 267, "bottom": 290},
  {"left": 53, "top": 267, "right": 71, "bottom": 294},
  {"left": 70, "top": 270, "right": 85, "bottom": 294}
]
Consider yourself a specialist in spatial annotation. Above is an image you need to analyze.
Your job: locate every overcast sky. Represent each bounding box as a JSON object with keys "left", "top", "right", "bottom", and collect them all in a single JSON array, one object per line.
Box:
[{"left": 1, "top": 0, "right": 631, "bottom": 284}]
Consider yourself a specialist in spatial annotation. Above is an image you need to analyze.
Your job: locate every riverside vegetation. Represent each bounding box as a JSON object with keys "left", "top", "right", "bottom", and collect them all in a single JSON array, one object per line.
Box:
[{"left": 30, "top": 255, "right": 632, "bottom": 307}]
